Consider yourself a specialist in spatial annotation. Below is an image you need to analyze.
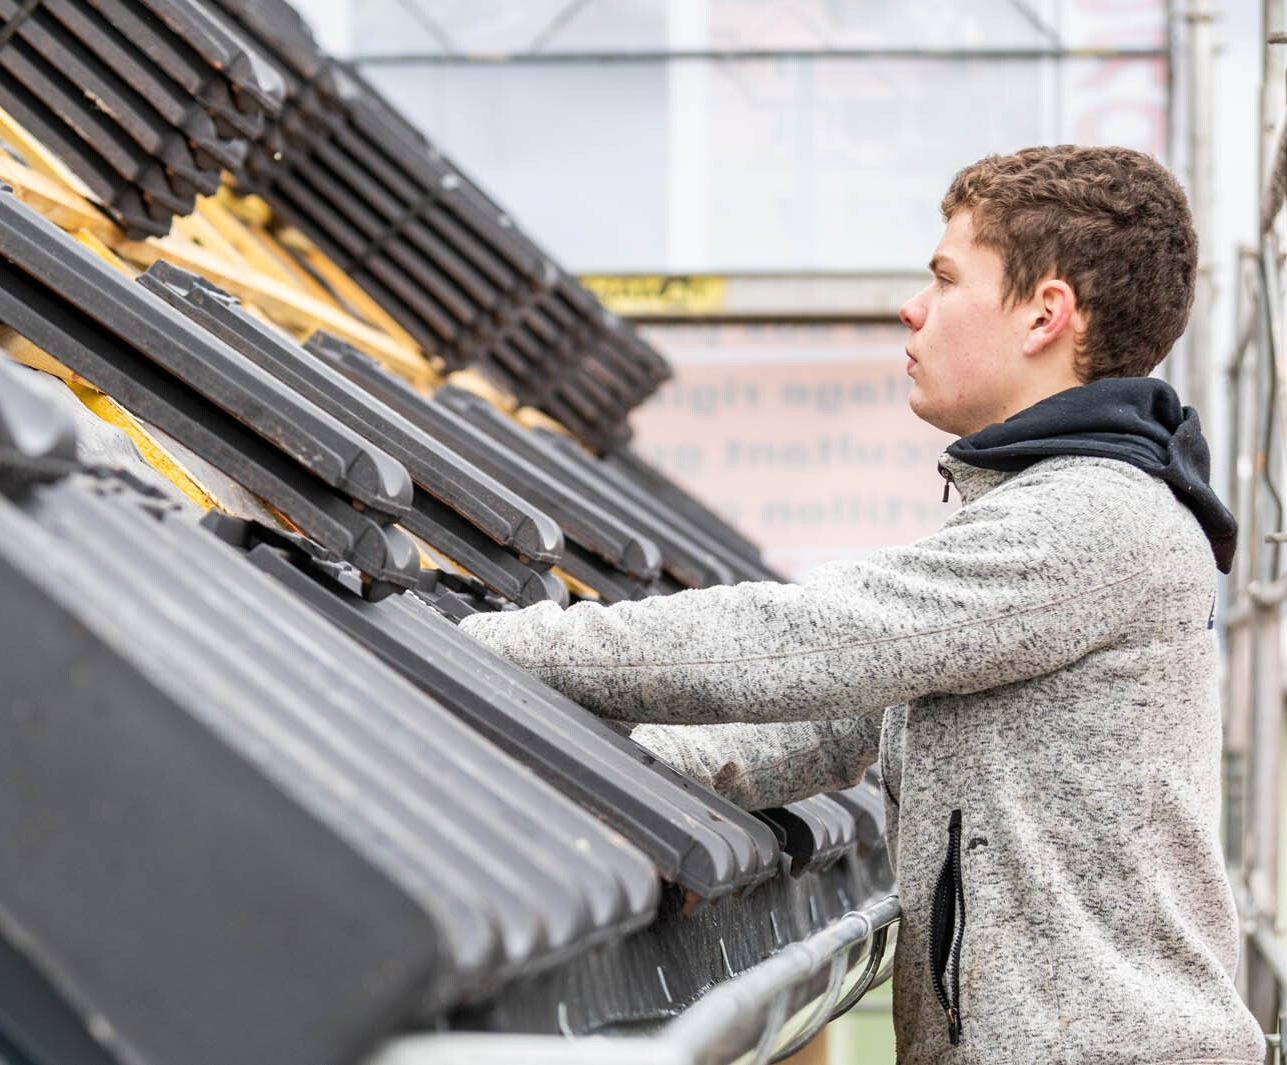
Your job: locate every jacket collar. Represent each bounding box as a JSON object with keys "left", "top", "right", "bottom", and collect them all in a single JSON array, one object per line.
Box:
[
  {"left": 937, "top": 452, "right": 1011, "bottom": 505},
  {"left": 941, "top": 378, "right": 1236, "bottom": 572}
]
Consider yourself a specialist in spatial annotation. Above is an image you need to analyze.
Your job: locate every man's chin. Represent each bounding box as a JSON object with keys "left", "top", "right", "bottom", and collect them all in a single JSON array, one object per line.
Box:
[
  {"left": 908, "top": 391, "right": 963, "bottom": 436},
  {"left": 907, "top": 388, "right": 936, "bottom": 426}
]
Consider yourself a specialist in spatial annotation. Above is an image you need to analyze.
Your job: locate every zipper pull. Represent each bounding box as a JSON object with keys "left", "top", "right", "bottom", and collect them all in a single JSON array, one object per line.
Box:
[
  {"left": 938, "top": 465, "right": 953, "bottom": 503},
  {"left": 946, "top": 1006, "right": 961, "bottom": 1045}
]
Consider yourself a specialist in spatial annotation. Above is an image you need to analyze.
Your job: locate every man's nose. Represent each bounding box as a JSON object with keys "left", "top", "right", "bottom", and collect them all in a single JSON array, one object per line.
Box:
[{"left": 899, "top": 292, "right": 926, "bottom": 331}]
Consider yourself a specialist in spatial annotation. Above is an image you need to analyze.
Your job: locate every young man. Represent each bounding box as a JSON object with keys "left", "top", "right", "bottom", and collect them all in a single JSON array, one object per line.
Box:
[{"left": 461, "top": 146, "right": 1265, "bottom": 1064}]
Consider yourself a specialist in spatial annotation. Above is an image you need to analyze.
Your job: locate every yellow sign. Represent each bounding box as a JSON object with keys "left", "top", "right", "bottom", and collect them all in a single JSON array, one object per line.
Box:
[{"left": 580, "top": 274, "right": 727, "bottom": 316}]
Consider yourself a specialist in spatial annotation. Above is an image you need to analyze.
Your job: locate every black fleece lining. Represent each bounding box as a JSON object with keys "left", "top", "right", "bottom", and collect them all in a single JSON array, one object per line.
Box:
[{"left": 947, "top": 378, "right": 1237, "bottom": 573}]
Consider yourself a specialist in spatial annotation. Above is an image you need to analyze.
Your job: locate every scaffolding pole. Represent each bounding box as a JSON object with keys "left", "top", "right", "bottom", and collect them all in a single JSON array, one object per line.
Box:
[{"left": 1186, "top": 0, "right": 1216, "bottom": 420}]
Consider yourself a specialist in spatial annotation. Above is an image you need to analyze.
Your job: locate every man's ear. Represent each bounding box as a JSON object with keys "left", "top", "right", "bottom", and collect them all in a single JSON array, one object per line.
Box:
[{"left": 1023, "top": 278, "right": 1079, "bottom": 356}]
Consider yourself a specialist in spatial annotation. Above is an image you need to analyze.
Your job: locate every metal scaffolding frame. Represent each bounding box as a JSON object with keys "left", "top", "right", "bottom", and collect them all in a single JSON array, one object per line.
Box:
[{"left": 1221, "top": 3, "right": 1287, "bottom": 1058}]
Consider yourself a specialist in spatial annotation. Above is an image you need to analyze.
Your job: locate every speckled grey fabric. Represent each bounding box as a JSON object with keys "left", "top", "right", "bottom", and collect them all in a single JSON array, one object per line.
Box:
[
  {"left": 630, "top": 713, "right": 883, "bottom": 810},
  {"left": 460, "top": 452, "right": 1264, "bottom": 1064}
]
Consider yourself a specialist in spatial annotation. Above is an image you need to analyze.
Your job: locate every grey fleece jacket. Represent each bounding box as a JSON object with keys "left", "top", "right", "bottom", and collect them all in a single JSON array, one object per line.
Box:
[{"left": 460, "top": 451, "right": 1264, "bottom": 1065}]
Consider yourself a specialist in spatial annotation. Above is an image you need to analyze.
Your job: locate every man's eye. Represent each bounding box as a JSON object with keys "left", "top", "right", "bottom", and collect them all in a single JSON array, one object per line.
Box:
[{"left": 935, "top": 274, "right": 952, "bottom": 287}]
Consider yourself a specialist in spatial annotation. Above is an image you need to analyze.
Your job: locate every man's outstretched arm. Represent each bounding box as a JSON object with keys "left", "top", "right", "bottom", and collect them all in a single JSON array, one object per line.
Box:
[{"left": 460, "top": 463, "right": 1158, "bottom": 725}]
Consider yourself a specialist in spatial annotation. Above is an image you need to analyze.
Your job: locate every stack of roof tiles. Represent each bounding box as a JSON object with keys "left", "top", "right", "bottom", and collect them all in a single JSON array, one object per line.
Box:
[
  {"left": 208, "top": 0, "right": 671, "bottom": 449},
  {"left": 0, "top": 0, "right": 282, "bottom": 235},
  {"left": 0, "top": 0, "right": 673, "bottom": 448}
]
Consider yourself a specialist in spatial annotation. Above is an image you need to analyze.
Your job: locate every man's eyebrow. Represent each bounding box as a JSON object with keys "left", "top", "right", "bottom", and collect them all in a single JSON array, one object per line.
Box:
[{"left": 928, "top": 254, "right": 957, "bottom": 273}]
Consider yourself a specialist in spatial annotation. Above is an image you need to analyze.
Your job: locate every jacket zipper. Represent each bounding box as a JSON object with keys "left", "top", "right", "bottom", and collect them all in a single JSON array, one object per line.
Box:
[
  {"left": 929, "top": 808, "right": 965, "bottom": 1045},
  {"left": 938, "top": 464, "right": 954, "bottom": 503}
]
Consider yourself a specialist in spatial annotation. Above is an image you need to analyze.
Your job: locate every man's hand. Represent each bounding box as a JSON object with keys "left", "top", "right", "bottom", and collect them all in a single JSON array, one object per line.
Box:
[{"left": 629, "top": 713, "right": 883, "bottom": 811}]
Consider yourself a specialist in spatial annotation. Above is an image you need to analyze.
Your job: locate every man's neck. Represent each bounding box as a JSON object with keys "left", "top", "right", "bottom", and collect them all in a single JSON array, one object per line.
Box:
[{"left": 968, "top": 375, "right": 1086, "bottom": 436}]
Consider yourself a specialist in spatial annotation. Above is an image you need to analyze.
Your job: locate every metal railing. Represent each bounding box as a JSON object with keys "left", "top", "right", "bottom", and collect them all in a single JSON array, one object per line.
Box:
[{"left": 364, "top": 894, "right": 900, "bottom": 1065}]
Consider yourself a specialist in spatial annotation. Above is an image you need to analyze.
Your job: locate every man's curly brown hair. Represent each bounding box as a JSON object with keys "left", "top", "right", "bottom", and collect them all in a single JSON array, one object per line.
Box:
[{"left": 941, "top": 145, "right": 1197, "bottom": 382}]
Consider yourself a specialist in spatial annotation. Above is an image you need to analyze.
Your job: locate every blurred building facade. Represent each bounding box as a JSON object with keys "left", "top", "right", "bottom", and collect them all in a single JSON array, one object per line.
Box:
[{"left": 306, "top": 0, "right": 1174, "bottom": 575}]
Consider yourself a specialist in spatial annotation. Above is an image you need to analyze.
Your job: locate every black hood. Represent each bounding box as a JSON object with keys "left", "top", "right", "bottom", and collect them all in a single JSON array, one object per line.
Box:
[{"left": 946, "top": 377, "right": 1237, "bottom": 573}]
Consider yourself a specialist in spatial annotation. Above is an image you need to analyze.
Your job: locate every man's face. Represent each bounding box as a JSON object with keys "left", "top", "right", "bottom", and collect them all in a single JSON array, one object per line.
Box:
[{"left": 899, "top": 210, "right": 1034, "bottom": 437}]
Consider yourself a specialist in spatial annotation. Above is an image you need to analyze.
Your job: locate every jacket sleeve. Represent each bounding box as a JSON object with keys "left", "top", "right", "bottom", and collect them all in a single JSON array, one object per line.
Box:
[
  {"left": 630, "top": 711, "right": 883, "bottom": 811},
  {"left": 459, "top": 465, "right": 1159, "bottom": 724}
]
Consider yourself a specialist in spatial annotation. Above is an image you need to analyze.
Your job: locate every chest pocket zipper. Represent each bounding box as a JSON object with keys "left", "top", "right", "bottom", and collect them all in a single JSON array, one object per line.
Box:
[{"left": 930, "top": 808, "right": 965, "bottom": 1045}]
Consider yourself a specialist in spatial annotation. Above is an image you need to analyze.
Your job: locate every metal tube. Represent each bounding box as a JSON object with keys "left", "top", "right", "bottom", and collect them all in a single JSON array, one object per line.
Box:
[
  {"left": 746, "top": 990, "right": 790, "bottom": 1065},
  {"left": 1249, "top": 602, "right": 1282, "bottom": 921},
  {"left": 767, "top": 948, "right": 850, "bottom": 1063},
  {"left": 1260, "top": 113, "right": 1287, "bottom": 236},
  {"left": 1185, "top": 1, "right": 1216, "bottom": 419},
  {"left": 1218, "top": 583, "right": 1287, "bottom": 631},
  {"left": 1231, "top": 250, "right": 1263, "bottom": 375},
  {"left": 1222, "top": 251, "right": 1258, "bottom": 874},
  {"left": 663, "top": 897, "right": 899, "bottom": 1065},
  {"left": 1235, "top": 885, "right": 1287, "bottom": 1041},
  {"left": 352, "top": 46, "right": 1169, "bottom": 66},
  {"left": 828, "top": 921, "right": 892, "bottom": 1021},
  {"left": 1252, "top": 919, "right": 1287, "bottom": 992},
  {"left": 363, "top": 895, "right": 900, "bottom": 1065}
]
